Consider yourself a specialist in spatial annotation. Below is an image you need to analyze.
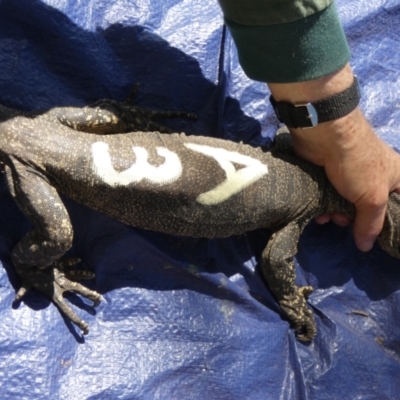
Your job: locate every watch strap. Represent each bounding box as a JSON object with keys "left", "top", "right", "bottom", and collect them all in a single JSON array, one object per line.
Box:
[{"left": 270, "top": 76, "right": 361, "bottom": 129}]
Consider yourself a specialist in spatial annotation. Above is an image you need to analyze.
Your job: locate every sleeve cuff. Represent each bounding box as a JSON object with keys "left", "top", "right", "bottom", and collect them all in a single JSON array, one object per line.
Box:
[{"left": 224, "top": 2, "right": 350, "bottom": 83}]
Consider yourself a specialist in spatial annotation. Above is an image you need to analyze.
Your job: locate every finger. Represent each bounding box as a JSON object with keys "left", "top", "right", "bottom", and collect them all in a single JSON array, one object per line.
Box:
[
  {"left": 315, "top": 213, "right": 351, "bottom": 226},
  {"left": 315, "top": 214, "right": 331, "bottom": 224},
  {"left": 330, "top": 213, "right": 351, "bottom": 227},
  {"left": 353, "top": 201, "right": 387, "bottom": 252}
]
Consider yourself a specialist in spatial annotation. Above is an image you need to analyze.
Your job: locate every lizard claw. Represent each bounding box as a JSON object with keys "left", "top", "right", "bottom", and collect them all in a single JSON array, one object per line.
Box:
[
  {"left": 279, "top": 286, "right": 317, "bottom": 341},
  {"left": 14, "top": 281, "right": 32, "bottom": 301},
  {"left": 14, "top": 258, "right": 101, "bottom": 335}
]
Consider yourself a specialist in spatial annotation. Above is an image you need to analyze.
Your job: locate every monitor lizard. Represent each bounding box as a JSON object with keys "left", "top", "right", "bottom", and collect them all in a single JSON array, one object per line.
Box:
[{"left": 1, "top": 95, "right": 399, "bottom": 341}]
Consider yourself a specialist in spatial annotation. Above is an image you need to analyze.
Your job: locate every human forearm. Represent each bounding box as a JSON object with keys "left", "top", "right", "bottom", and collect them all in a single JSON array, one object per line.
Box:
[
  {"left": 269, "top": 65, "right": 400, "bottom": 251},
  {"left": 218, "top": 0, "right": 349, "bottom": 82}
]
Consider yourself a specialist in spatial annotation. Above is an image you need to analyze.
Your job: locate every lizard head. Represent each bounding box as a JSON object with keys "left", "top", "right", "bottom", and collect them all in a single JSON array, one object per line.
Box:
[{"left": 378, "top": 192, "right": 400, "bottom": 259}]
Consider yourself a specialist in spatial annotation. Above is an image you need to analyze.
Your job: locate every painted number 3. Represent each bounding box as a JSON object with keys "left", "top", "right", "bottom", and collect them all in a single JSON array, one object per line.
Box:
[{"left": 92, "top": 141, "right": 268, "bottom": 205}]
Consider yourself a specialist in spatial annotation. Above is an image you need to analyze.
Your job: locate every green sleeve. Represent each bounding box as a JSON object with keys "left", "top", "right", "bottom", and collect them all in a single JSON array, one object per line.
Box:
[{"left": 218, "top": 1, "right": 350, "bottom": 83}]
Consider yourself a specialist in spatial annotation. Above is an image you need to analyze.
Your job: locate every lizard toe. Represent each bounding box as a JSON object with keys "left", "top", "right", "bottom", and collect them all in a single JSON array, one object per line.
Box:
[
  {"left": 279, "top": 289, "right": 317, "bottom": 341},
  {"left": 295, "top": 315, "right": 317, "bottom": 341}
]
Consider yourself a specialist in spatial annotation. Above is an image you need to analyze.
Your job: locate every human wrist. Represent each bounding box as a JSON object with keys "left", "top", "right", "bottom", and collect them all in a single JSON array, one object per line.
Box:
[
  {"left": 267, "top": 63, "right": 367, "bottom": 165},
  {"left": 287, "top": 107, "right": 373, "bottom": 167}
]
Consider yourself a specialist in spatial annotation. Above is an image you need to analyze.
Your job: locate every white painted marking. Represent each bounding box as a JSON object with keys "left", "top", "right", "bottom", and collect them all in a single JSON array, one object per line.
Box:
[
  {"left": 184, "top": 143, "right": 268, "bottom": 205},
  {"left": 92, "top": 142, "right": 182, "bottom": 186}
]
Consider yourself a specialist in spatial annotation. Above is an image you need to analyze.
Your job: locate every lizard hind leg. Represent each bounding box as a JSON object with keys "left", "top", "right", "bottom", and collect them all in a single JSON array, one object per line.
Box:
[{"left": 261, "top": 223, "right": 317, "bottom": 341}]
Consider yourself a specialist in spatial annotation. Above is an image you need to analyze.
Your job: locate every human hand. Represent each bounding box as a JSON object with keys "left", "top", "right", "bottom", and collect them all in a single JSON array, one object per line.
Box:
[
  {"left": 268, "top": 64, "right": 400, "bottom": 252},
  {"left": 291, "top": 108, "right": 400, "bottom": 251}
]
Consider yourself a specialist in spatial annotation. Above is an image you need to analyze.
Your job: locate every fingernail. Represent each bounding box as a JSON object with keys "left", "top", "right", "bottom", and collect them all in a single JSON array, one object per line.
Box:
[{"left": 357, "top": 240, "right": 374, "bottom": 252}]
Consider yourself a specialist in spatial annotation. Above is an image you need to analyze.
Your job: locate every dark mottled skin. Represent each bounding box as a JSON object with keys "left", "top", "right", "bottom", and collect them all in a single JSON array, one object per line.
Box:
[{"left": 1, "top": 95, "right": 399, "bottom": 340}]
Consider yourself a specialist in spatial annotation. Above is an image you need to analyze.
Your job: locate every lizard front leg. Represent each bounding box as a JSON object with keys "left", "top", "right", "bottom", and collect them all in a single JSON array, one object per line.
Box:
[
  {"left": 47, "top": 86, "right": 196, "bottom": 134},
  {"left": 261, "top": 222, "right": 316, "bottom": 341},
  {"left": 5, "top": 161, "right": 100, "bottom": 334}
]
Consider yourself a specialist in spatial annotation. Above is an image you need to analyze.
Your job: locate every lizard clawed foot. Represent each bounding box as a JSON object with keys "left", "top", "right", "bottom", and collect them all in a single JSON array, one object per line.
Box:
[
  {"left": 279, "top": 285, "right": 317, "bottom": 341},
  {"left": 13, "top": 258, "right": 101, "bottom": 335}
]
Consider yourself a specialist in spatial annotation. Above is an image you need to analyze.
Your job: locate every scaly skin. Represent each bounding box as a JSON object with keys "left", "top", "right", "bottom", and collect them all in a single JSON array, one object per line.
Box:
[{"left": 1, "top": 95, "right": 399, "bottom": 340}]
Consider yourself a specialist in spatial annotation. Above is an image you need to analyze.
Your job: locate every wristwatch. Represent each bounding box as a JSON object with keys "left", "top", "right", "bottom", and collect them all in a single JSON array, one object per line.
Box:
[{"left": 269, "top": 76, "right": 360, "bottom": 129}]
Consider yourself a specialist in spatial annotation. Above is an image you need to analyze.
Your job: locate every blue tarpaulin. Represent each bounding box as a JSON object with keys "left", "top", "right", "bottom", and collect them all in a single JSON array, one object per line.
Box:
[{"left": 0, "top": 1, "right": 399, "bottom": 399}]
